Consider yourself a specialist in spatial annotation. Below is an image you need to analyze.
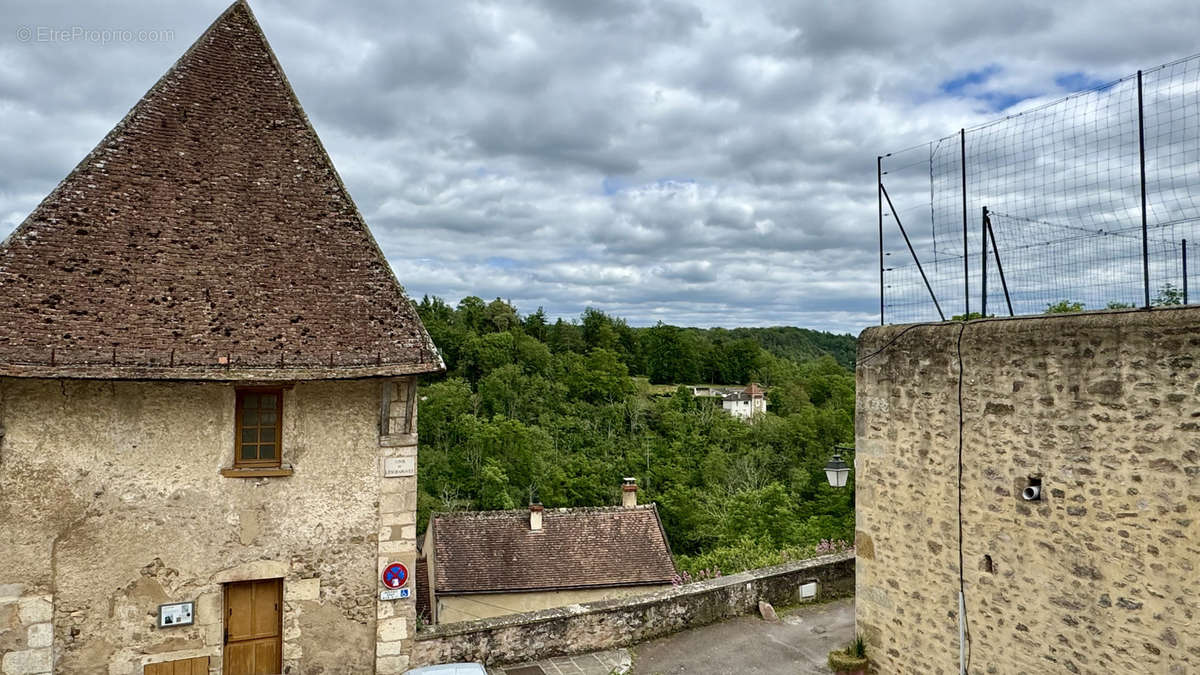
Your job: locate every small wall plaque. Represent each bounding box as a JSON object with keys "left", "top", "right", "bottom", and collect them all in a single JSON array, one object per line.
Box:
[
  {"left": 379, "top": 588, "right": 410, "bottom": 601},
  {"left": 383, "top": 456, "right": 415, "bottom": 478},
  {"left": 157, "top": 601, "right": 195, "bottom": 628}
]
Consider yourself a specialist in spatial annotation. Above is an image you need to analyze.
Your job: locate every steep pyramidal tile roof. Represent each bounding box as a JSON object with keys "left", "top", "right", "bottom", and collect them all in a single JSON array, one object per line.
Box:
[
  {"left": 0, "top": 0, "right": 442, "bottom": 380},
  {"left": 429, "top": 505, "right": 677, "bottom": 595}
]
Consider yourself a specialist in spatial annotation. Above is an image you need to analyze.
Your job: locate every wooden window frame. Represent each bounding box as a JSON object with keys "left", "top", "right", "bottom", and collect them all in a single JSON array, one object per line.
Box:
[{"left": 234, "top": 388, "right": 283, "bottom": 469}]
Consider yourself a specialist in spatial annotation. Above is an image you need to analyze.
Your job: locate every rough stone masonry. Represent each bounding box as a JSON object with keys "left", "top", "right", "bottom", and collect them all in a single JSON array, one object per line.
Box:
[
  {"left": 855, "top": 307, "right": 1198, "bottom": 674},
  {"left": 0, "top": 377, "right": 428, "bottom": 674}
]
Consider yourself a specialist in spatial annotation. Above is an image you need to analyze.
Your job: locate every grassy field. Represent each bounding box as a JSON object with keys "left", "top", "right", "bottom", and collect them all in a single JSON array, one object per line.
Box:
[{"left": 634, "top": 377, "right": 741, "bottom": 396}]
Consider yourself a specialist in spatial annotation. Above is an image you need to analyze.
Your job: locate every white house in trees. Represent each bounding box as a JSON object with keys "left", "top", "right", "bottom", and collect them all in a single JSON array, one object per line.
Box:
[{"left": 722, "top": 383, "right": 767, "bottom": 419}]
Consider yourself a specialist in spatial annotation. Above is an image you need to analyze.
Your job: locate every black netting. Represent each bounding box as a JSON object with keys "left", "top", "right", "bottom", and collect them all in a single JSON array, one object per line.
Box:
[{"left": 880, "top": 56, "right": 1199, "bottom": 324}]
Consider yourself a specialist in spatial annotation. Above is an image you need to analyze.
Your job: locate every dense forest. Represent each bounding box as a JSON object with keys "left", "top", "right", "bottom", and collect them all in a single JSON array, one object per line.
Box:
[{"left": 414, "top": 296, "right": 858, "bottom": 576}]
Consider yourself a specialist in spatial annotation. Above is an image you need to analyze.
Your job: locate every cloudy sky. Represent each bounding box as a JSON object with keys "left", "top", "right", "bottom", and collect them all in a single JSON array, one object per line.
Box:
[{"left": 3, "top": 0, "right": 1198, "bottom": 334}]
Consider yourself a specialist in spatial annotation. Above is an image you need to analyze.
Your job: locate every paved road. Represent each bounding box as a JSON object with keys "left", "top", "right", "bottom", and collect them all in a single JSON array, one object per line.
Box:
[
  {"left": 492, "top": 598, "right": 853, "bottom": 675},
  {"left": 631, "top": 598, "right": 854, "bottom": 675}
]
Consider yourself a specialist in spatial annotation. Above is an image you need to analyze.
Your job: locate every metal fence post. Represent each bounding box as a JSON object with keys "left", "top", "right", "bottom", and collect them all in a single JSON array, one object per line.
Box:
[
  {"left": 1138, "top": 70, "right": 1150, "bottom": 308},
  {"left": 984, "top": 212, "right": 1014, "bottom": 316},
  {"left": 879, "top": 156, "right": 884, "bottom": 325},
  {"left": 1184, "top": 238, "right": 1190, "bottom": 305},
  {"left": 961, "top": 129, "right": 969, "bottom": 319},
  {"left": 981, "top": 206, "right": 989, "bottom": 317}
]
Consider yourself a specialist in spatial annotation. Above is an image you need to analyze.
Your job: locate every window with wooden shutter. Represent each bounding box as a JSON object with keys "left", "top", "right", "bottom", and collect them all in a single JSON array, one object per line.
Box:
[
  {"left": 235, "top": 389, "right": 282, "bottom": 468},
  {"left": 380, "top": 378, "right": 417, "bottom": 437},
  {"left": 144, "top": 657, "right": 208, "bottom": 675}
]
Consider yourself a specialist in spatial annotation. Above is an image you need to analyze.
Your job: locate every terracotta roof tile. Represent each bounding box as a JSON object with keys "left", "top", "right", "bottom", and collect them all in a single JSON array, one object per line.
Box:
[
  {"left": 0, "top": 0, "right": 441, "bottom": 380},
  {"left": 430, "top": 505, "right": 677, "bottom": 594},
  {"left": 415, "top": 557, "right": 432, "bottom": 624}
]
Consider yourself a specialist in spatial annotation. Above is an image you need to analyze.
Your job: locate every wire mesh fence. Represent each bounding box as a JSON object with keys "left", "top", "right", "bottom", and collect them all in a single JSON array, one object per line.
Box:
[{"left": 879, "top": 54, "right": 1200, "bottom": 324}]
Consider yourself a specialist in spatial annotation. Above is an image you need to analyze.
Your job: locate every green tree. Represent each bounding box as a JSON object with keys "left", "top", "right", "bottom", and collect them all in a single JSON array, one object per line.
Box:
[
  {"left": 523, "top": 307, "right": 549, "bottom": 342},
  {"left": 714, "top": 339, "right": 765, "bottom": 385},
  {"left": 547, "top": 319, "right": 585, "bottom": 354},
  {"left": 418, "top": 378, "right": 475, "bottom": 448},
  {"left": 514, "top": 333, "right": 552, "bottom": 376},
  {"left": 643, "top": 323, "right": 700, "bottom": 384},
  {"left": 1045, "top": 300, "right": 1085, "bottom": 314},
  {"left": 581, "top": 308, "right": 619, "bottom": 352},
  {"left": 484, "top": 298, "right": 520, "bottom": 332},
  {"left": 767, "top": 379, "right": 812, "bottom": 418},
  {"left": 477, "top": 459, "right": 516, "bottom": 510},
  {"left": 456, "top": 296, "right": 487, "bottom": 333},
  {"left": 459, "top": 331, "right": 517, "bottom": 382},
  {"left": 1152, "top": 282, "right": 1185, "bottom": 306}
]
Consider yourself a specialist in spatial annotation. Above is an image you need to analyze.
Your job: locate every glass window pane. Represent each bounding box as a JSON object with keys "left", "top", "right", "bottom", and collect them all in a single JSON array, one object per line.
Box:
[
  {"left": 241, "top": 428, "right": 256, "bottom": 444},
  {"left": 243, "top": 394, "right": 259, "bottom": 409},
  {"left": 261, "top": 395, "right": 276, "bottom": 409},
  {"left": 243, "top": 410, "right": 258, "bottom": 426},
  {"left": 258, "top": 445, "right": 275, "bottom": 459},
  {"left": 259, "top": 428, "right": 275, "bottom": 443},
  {"left": 260, "top": 411, "right": 276, "bottom": 425},
  {"left": 241, "top": 445, "right": 257, "bottom": 460}
]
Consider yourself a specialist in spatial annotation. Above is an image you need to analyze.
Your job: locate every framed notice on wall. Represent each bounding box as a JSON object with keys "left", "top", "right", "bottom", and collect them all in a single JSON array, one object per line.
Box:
[{"left": 158, "top": 601, "right": 195, "bottom": 628}]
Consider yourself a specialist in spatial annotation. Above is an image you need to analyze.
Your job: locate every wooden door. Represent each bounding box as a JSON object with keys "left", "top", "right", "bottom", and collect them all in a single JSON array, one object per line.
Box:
[{"left": 224, "top": 579, "right": 282, "bottom": 675}]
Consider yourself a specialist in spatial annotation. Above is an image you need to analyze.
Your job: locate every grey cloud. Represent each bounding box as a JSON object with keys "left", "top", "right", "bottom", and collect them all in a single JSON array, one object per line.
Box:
[{"left": 2, "top": 0, "right": 1197, "bottom": 333}]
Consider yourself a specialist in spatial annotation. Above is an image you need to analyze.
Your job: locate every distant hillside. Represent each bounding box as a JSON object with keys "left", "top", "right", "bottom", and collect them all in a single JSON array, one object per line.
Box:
[
  {"left": 684, "top": 326, "right": 857, "bottom": 371},
  {"left": 412, "top": 295, "right": 856, "bottom": 573}
]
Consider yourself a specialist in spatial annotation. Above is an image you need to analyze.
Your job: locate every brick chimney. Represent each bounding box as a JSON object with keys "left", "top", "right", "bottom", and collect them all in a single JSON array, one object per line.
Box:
[
  {"left": 529, "top": 501, "right": 544, "bottom": 531},
  {"left": 621, "top": 477, "right": 638, "bottom": 509}
]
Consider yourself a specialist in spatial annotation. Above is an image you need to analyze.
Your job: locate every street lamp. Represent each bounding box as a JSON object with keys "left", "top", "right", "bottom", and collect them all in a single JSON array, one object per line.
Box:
[{"left": 824, "top": 445, "right": 852, "bottom": 488}]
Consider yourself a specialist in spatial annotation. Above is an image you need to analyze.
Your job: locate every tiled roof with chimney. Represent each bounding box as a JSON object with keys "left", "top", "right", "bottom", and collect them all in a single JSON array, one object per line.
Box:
[
  {"left": 429, "top": 505, "right": 677, "bottom": 595},
  {"left": 0, "top": 0, "right": 442, "bottom": 380}
]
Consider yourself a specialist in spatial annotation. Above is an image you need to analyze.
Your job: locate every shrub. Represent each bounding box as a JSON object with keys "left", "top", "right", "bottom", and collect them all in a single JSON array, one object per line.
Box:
[
  {"left": 673, "top": 538, "right": 853, "bottom": 581},
  {"left": 827, "top": 635, "right": 868, "bottom": 671}
]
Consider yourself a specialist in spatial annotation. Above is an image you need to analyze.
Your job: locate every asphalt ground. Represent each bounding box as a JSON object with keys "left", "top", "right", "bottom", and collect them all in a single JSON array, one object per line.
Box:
[{"left": 630, "top": 597, "right": 855, "bottom": 675}]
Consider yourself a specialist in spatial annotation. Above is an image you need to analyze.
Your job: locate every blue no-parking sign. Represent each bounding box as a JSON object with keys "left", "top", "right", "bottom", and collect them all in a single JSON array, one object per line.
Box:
[{"left": 382, "top": 562, "right": 409, "bottom": 589}]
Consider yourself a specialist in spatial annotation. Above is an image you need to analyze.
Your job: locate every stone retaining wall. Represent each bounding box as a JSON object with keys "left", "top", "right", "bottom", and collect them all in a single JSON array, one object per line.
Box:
[
  {"left": 856, "top": 307, "right": 1200, "bottom": 674},
  {"left": 412, "top": 552, "right": 854, "bottom": 667}
]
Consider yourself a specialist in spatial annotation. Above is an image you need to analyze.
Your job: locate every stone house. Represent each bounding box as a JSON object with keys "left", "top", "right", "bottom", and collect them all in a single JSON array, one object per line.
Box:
[
  {"left": 722, "top": 383, "right": 767, "bottom": 419},
  {"left": 417, "top": 480, "right": 677, "bottom": 625},
  {"left": 0, "top": 2, "right": 441, "bottom": 674}
]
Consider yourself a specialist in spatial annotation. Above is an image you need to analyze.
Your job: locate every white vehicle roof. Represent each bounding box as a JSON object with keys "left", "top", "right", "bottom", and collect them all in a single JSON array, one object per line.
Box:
[{"left": 403, "top": 664, "right": 488, "bottom": 675}]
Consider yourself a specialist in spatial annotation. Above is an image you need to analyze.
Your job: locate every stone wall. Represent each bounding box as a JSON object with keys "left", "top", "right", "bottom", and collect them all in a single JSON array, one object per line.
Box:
[
  {"left": 0, "top": 377, "right": 421, "bottom": 674},
  {"left": 412, "top": 552, "right": 854, "bottom": 667},
  {"left": 436, "top": 584, "right": 674, "bottom": 625},
  {"left": 855, "top": 307, "right": 1200, "bottom": 674},
  {"left": 376, "top": 378, "right": 420, "bottom": 673}
]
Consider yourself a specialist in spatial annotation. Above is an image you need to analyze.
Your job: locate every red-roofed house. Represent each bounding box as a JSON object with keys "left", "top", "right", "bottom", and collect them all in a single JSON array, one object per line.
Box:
[
  {"left": 722, "top": 383, "right": 768, "bottom": 419},
  {"left": 418, "top": 480, "right": 677, "bottom": 625}
]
